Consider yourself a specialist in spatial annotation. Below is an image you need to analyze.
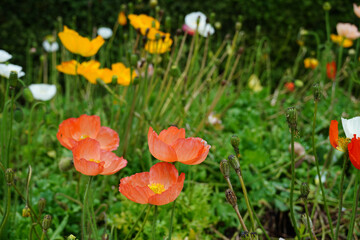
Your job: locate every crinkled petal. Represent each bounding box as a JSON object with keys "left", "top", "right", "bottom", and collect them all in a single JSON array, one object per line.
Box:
[
  {"left": 149, "top": 173, "right": 185, "bottom": 206},
  {"left": 100, "top": 151, "right": 127, "bottom": 175},
  {"left": 158, "top": 126, "right": 185, "bottom": 145},
  {"left": 149, "top": 162, "right": 178, "bottom": 189},
  {"left": 57, "top": 118, "right": 78, "bottom": 149},
  {"left": 171, "top": 137, "right": 210, "bottom": 164},
  {"left": 148, "top": 127, "right": 177, "bottom": 162},
  {"left": 95, "top": 126, "right": 119, "bottom": 151}
]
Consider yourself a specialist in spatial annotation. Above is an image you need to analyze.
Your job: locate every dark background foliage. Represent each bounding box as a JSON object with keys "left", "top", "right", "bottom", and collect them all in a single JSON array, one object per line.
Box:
[{"left": 0, "top": 0, "right": 356, "bottom": 69}]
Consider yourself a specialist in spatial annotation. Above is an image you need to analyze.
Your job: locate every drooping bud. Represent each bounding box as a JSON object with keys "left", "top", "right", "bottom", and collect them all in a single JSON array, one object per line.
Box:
[
  {"left": 22, "top": 206, "right": 31, "bottom": 217},
  {"left": 59, "top": 157, "right": 73, "bottom": 172},
  {"left": 5, "top": 168, "right": 14, "bottom": 185},
  {"left": 323, "top": 2, "right": 331, "bottom": 11},
  {"left": 230, "top": 135, "right": 240, "bottom": 158},
  {"left": 38, "top": 198, "right": 46, "bottom": 214},
  {"left": 225, "top": 189, "right": 237, "bottom": 207},
  {"left": 313, "top": 83, "right": 321, "bottom": 102},
  {"left": 42, "top": 215, "right": 52, "bottom": 231},
  {"left": 286, "top": 107, "right": 297, "bottom": 132},
  {"left": 220, "top": 159, "right": 230, "bottom": 178},
  {"left": 9, "top": 71, "right": 18, "bottom": 88},
  {"left": 228, "top": 155, "right": 240, "bottom": 172},
  {"left": 300, "top": 182, "right": 310, "bottom": 200}
]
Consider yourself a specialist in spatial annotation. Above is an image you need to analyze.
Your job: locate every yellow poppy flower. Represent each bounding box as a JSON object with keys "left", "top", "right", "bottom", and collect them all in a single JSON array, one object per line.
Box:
[
  {"left": 112, "top": 63, "right": 137, "bottom": 86},
  {"left": 145, "top": 37, "right": 173, "bottom": 54},
  {"left": 118, "top": 11, "right": 127, "bottom": 26},
  {"left": 56, "top": 60, "right": 79, "bottom": 75},
  {"left": 304, "top": 58, "right": 319, "bottom": 69},
  {"left": 147, "top": 29, "right": 170, "bottom": 40},
  {"left": 98, "top": 68, "right": 114, "bottom": 84},
  {"left": 128, "top": 14, "right": 160, "bottom": 35},
  {"left": 248, "top": 74, "right": 263, "bottom": 92},
  {"left": 77, "top": 60, "right": 101, "bottom": 84},
  {"left": 330, "top": 34, "right": 353, "bottom": 48},
  {"left": 58, "top": 26, "right": 105, "bottom": 57}
]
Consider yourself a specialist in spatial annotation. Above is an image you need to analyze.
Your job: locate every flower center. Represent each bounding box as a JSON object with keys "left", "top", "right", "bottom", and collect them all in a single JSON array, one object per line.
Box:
[
  {"left": 148, "top": 183, "right": 165, "bottom": 194},
  {"left": 336, "top": 137, "right": 351, "bottom": 152},
  {"left": 80, "top": 135, "right": 89, "bottom": 140},
  {"left": 88, "top": 159, "right": 101, "bottom": 164}
]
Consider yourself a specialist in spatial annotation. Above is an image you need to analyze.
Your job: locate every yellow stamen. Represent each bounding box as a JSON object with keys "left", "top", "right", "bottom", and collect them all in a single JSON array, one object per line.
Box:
[
  {"left": 148, "top": 183, "right": 165, "bottom": 194},
  {"left": 336, "top": 137, "right": 351, "bottom": 152},
  {"left": 80, "top": 135, "right": 89, "bottom": 140},
  {"left": 88, "top": 159, "right": 101, "bottom": 163}
]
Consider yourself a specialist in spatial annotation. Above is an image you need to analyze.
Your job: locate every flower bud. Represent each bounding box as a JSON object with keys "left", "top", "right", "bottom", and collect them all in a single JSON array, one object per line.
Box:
[
  {"left": 286, "top": 107, "right": 297, "bottom": 132},
  {"left": 42, "top": 215, "right": 52, "bottom": 231},
  {"left": 313, "top": 83, "right": 321, "bottom": 102},
  {"left": 214, "top": 22, "right": 222, "bottom": 30},
  {"left": 220, "top": 159, "right": 230, "bottom": 178},
  {"left": 225, "top": 189, "right": 237, "bottom": 207},
  {"left": 165, "top": 16, "right": 171, "bottom": 31},
  {"left": 150, "top": 0, "right": 158, "bottom": 8},
  {"left": 300, "top": 182, "right": 310, "bottom": 199},
  {"left": 59, "top": 157, "right": 73, "bottom": 172},
  {"left": 9, "top": 71, "right": 18, "bottom": 88},
  {"left": 235, "top": 22, "right": 242, "bottom": 31},
  {"left": 228, "top": 155, "right": 240, "bottom": 172},
  {"left": 294, "top": 80, "right": 304, "bottom": 87},
  {"left": 130, "top": 54, "right": 138, "bottom": 67},
  {"left": 323, "top": 2, "right": 331, "bottom": 11},
  {"left": 22, "top": 206, "right": 31, "bottom": 217},
  {"left": 230, "top": 135, "right": 240, "bottom": 157},
  {"left": 123, "top": 33, "right": 129, "bottom": 41},
  {"left": 14, "top": 108, "right": 24, "bottom": 123},
  {"left": 128, "top": 2, "right": 134, "bottom": 13},
  {"left": 23, "top": 88, "right": 34, "bottom": 102},
  {"left": 209, "top": 13, "right": 215, "bottom": 24},
  {"left": 5, "top": 168, "right": 14, "bottom": 185},
  {"left": 67, "top": 234, "right": 76, "bottom": 240},
  {"left": 38, "top": 198, "right": 46, "bottom": 214}
]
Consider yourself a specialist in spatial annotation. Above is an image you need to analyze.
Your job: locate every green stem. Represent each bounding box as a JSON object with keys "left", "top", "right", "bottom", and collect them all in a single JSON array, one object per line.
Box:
[
  {"left": 82, "top": 176, "right": 93, "bottom": 240},
  {"left": 168, "top": 200, "right": 176, "bottom": 240},
  {"left": 289, "top": 129, "right": 300, "bottom": 238},
  {"left": 0, "top": 186, "right": 11, "bottom": 236},
  {"left": 6, "top": 88, "right": 15, "bottom": 168},
  {"left": 347, "top": 170, "right": 360, "bottom": 240},
  {"left": 134, "top": 205, "right": 152, "bottom": 240},
  {"left": 312, "top": 101, "right": 334, "bottom": 238},
  {"left": 248, "top": 201, "right": 271, "bottom": 240},
  {"left": 304, "top": 199, "right": 314, "bottom": 240},
  {"left": 40, "top": 231, "right": 45, "bottom": 240},
  {"left": 152, "top": 205, "right": 158, "bottom": 240},
  {"left": 330, "top": 44, "right": 343, "bottom": 114},
  {"left": 334, "top": 154, "right": 349, "bottom": 239},
  {"left": 124, "top": 205, "right": 149, "bottom": 240},
  {"left": 235, "top": 171, "right": 255, "bottom": 231}
]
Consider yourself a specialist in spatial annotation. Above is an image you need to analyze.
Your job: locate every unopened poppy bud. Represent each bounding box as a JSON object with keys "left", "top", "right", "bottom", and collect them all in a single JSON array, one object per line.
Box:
[
  {"left": 220, "top": 159, "right": 230, "bottom": 178},
  {"left": 22, "top": 206, "right": 31, "bottom": 217},
  {"left": 128, "top": 2, "right": 134, "bottom": 13},
  {"left": 235, "top": 22, "right": 242, "bottom": 31},
  {"left": 231, "top": 135, "right": 240, "bottom": 157},
  {"left": 38, "top": 198, "right": 46, "bottom": 214},
  {"left": 214, "top": 22, "right": 222, "bottom": 30},
  {"left": 170, "top": 65, "right": 181, "bottom": 78},
  {"left": 228, "top": 155, "right": 240, "bottom": 172},
  {"left": 121, "top": 4, "right": 126, "bottom": 11},
  {"left": 42, "top": 215, "right": 52, "bottom": 231},
  {"left": 24, "top": 88, "right": 34, "bottom": 102},
  {"left": 150, "top": 0, "right": 157, "bottom": 8},
  {"left": 286, "top": 107, "right": 297, "bottom": 132},
  {"left": 238, "top": 15, "right": 244, "bottom": 23},
  {"left": 300, "top": 182, "right": 310, "bottom": 199},
  {"left": 209, "top": 13, "right": 215, "bottom": 24},
  {"left": 165, "top": 16, "right": 171, "bottom": 31},
  {"left": 155, "top": 6, "right": 160, "bottom": 15},
  {"left": 130, "top": 54, "right": 138, "bottom": 67},
  {"left": 14, "top": 108, "right": 24, "bottom": 123},
  {"left": 9, "top": 71, "right": 18, "bottom": 88},
  {"left": 225, "top": 189, "right": 237, "bottom": 207},
  {"left": 123, "top": 33, "right": 128, "bottom": 41},
  {"left": 5, "top": 168, "right": 14, "bottom": 185},
  {"left": 67, "top": 234, "right": 76, "bottom": 240},
  {"left": 313, "top": 83, "right": 321, "bottom": 102},
  {"left": 323, "top": 2, "right": 331, "bottom": 11},
  {"left": 59, "top": 157, "right": 73, "bottom": 172}
]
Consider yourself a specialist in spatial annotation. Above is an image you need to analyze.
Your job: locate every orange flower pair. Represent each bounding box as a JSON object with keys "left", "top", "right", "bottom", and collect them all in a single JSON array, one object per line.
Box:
[{"left": 57, "top": 114, "right": 127, "bottom": 175}]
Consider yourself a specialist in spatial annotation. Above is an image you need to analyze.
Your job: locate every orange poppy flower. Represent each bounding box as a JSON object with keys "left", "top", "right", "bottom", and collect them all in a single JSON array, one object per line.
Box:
[
  {"left": 57, "top": 114, "right": 119, "bottom": 151},
  {"left": 285, "top": 82, "right": 295, "bottom": 92},
  {"left": 119, "top": 162, "right": 185, "bottom": 205},
  {"left": 329, "top": 120, "right": 350, "bottom": 152},
  {"left": 145, "top": 37, "right": 173, "bottom": 54},
  {"left": 148, "top": 126, "right": 210, "bottom": 165},
  {"left": 348, "top": 136, "right": 360, "bottom": 169},
  {"left": 304, "top": 58, "right": 319, "bottom": 69},
  {"left": 58, "top": 26, "right": 105, "bottom": 57},
  {"left": 72, "top": 138, "right": 127, "bottom": 176},
  {"left": 118, "top": 11, "right": 127, "bottom": 26},
  {"left": 112, "top": 62, "right": 137, "bottom": 86},
  {"left": 326, "top": 61, "right": 336, "bottom": 80},
  {"left": 56, "top": 60, "right": 79, "bottom": 75},
  {"left": 128, "top": 14, "right": 160, "bottom": 34}
]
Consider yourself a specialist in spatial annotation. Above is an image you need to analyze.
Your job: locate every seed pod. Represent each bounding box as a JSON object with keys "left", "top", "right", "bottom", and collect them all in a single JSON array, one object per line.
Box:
[
  {"left": 313, "top": 83, "right": 321, "bottom": 102},
  {"left": 38, "top": 198, "right": 46, "bottom": 214},
  {"left": 5, "top": 168, "right": 14, "bottom": 185},
  {"left": 220, "top": 159, "right": 230, "bottom": 178},
  {"left": 22, "top": 206, "right": 31, "bottom": 217},
  {"left": 286, "top": 107, "right": 297, "bottom": 132},
  {"left": 225, "top": 189, "right": 237, "bottom": 207},
  {"left": 228, "top": 155, "right": 240, "bottom": 172},
  {"left": 42, "top": 215, "right": 52, "bottom": 231},
  {"left": 230, "top": 135, "right": 240, "bottom": 157}
]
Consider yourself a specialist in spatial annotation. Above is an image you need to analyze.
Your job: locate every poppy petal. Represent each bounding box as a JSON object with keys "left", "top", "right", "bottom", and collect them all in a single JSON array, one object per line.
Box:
[
  {"left": 148, "top": 127, "right": 177, "bottom": 162},
  {"left": 74, "top": 157, "right": 104, "bottom": 176},
  {"left": 96, "top": 127, "right": 120, "bottom": 151},
  {"left": 57, "top": 118, "right": 78, "bottom": 149},
  {"left": 73, "top": 114, "right": 101, "bottom": 140},
  {"left": 119, "top": 172, "right": 153, "bottom": 204},
  {"left": 158, "top": 126, "right": 185, "bottom": 145},
  {"left": 329, "top": 120, "right": 339, "bottom": 149},
  {"left": 172, "top": 137, "right": 210, "bottom": 164},
  {"left": 181, "top": 144, "right": 210, "bottom": 165},
  {"left": 100, "top": 151, "right": 127, "bottom": 175},
  {"left": 348, "top": 137, "right": 360, "bottom": 170},
  {"left": 149, "top": 173, "right": 185, "bottom": 206},
  {"left": 72, "top": 138, "right": 101, "bottom": 162},
  {"left": 149, "top": 162, "right": 178, "bottom": 189}
]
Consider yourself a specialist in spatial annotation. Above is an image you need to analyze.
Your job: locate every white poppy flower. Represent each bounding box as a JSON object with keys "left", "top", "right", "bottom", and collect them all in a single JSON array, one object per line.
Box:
[
  {"left": 341, "top": 117, "right": 360, "bottom": 139},
  {"left": 184, "top": 12, "right": 215, "bottom": 37},
  {"left": 97, "top": 27, "right": 113, "bottom": 39},
  {"left": 42, "top": 41, "right": 59, "bottom": 52},
  {"left": 0, "top": 50, "right": 12, "bottom": 63},
  {"left": 29, "top": 84, "right": 57, "bottom": 101},
  {"left": 0, "top": 63, "right": 25, "bottom": 78}
]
